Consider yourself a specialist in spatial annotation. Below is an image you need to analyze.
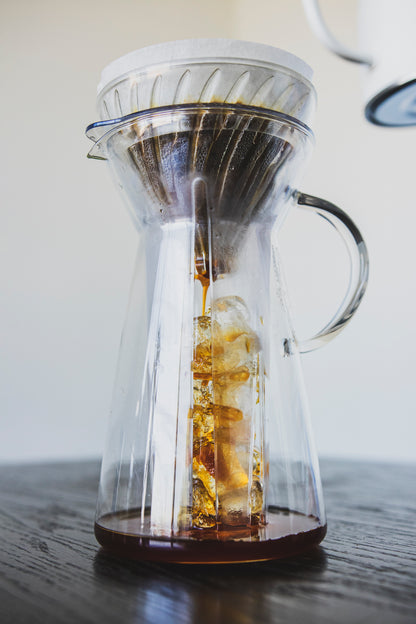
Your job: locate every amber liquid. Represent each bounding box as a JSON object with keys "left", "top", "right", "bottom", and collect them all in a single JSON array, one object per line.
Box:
[
  {"left": 195, "top": 270, "right": 210, "bottom": 316},
  {"left": 95, "top": 253, "right": 327, "bottom": 564},
  {"left": 95, "top": 509, "right": 326, "bottom": 564}
]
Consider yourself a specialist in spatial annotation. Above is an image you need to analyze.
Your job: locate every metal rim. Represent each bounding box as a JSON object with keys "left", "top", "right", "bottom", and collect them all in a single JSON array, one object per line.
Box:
[{"left": 365, "top": 77, "right": 416, "bottom": 127}]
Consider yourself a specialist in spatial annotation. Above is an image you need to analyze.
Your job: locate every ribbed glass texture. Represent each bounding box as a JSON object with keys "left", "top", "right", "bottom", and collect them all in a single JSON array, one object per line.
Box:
[{"left": 91, "top": 105, "right": 327, "bottom": 563}]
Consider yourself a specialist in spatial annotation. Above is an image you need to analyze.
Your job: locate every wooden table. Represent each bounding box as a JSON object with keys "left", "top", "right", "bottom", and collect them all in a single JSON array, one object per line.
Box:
[{"left": 1, "top": 459, "right": 415, "bottom": 623}]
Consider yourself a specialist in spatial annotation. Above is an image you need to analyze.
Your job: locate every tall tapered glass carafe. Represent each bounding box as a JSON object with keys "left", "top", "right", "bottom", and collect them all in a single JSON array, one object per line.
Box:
[{"left": 86, "top": 42, "right": 368, "bottom": 563}]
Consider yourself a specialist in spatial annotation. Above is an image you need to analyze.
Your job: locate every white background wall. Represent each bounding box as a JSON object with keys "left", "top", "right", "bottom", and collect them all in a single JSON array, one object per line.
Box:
[{"left": 1, "top": 0, "right": 415, "bottom": 464}]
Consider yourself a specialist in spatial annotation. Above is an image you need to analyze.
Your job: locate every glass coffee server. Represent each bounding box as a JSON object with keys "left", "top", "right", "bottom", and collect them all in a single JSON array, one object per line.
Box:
[{"left": 86, "top": 40, "right": 369, "bottom": 563}]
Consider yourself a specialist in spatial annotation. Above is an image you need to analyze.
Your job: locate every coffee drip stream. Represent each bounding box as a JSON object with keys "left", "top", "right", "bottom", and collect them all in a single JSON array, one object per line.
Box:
[{"left": 86, "top": 40, "right": 369, "bottom": 563}]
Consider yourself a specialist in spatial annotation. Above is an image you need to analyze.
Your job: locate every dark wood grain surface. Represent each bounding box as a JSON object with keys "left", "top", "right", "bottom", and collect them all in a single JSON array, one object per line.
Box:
[{"left": 0, "top": 459, "right": 415, "bottom": 624}]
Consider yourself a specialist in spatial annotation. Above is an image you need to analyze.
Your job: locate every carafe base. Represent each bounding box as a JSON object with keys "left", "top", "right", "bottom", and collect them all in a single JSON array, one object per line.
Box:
[{"left": 95, "top": 508, "right": 326, "bottom": 564}]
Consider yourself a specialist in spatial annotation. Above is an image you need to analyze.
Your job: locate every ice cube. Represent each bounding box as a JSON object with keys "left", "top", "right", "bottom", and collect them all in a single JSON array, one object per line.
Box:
[
  {"left": 192, "top": 456, "right": 216, "bottom": 500},
  {"left": 196, "top": 441, "right": 215, "bottom": 476},
  {"left": 218, "top": 477, "right": 263, "bottom": 526},
  {"left": 216, "top": 367, "right": 251, "bottom": 385},
  {"left": 217, "top": 442, "right": 249, "bottom": 491},
  {"left": 193, "top": 377, "right": 213, "bottom": 408},
  {"left": 192, "top": 405, "right": 214, "bottom": 440},
  {"left": 192, "top": 478, "right": 216, "bottom": 528},
  {"left": 219, "top": 486, "right": 249, "bottom": 526},
  {"left": 211, "top": 297, "right": 260, "bottom": 374},
  {"left": 212, "top": 296, "right": 250, "bottom": 331},
  {"left": 213, "top": 366, "right": 250, "bottom": 407},
  {"left": 252, "top": 447, "right": 262, "bottom": 477},
  {"left": 250, "top": 477, "right": 263, "bottom": 516},
  {"left": 212, "top": 403, "right": 243, "bottom": 425},
  {"left": 192, "top": 315, "right": 213, "bottom": 376}
]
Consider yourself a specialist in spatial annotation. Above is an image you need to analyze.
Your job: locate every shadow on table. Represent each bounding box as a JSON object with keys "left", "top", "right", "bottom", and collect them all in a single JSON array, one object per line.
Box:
[{"left": 93, "top": 547, "right": 327, "bottom": 624}]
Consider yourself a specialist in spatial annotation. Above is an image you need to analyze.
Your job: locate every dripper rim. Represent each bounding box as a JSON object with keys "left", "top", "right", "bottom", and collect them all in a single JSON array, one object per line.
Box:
[{"left": 86, "top": 102, "right": 315, "bottom": 160}]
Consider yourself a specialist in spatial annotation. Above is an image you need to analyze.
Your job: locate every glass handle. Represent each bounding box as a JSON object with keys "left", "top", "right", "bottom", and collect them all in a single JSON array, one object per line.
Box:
[
  {"left": 294, "top": 192, "right": 369, "bottom": 353},
  {"left": 301, "top": 0, "right": 373, "bottom": 66}
]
